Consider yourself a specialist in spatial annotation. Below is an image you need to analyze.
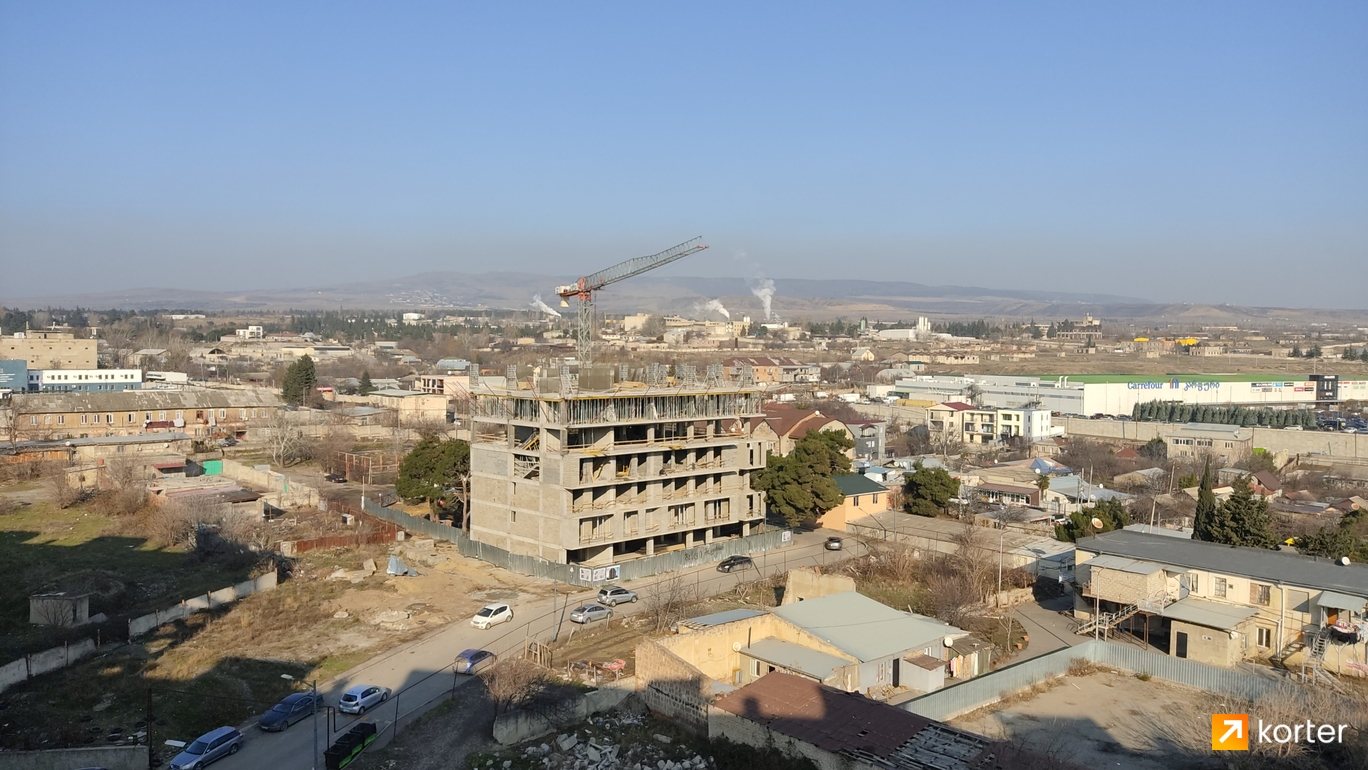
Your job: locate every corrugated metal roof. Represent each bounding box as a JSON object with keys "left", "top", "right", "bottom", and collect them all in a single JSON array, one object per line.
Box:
[
  {"left": 1161, "top": 597, "right": 1257, "bottom": 630},
  {"left": 14, "top": 389, "right": 281, "bottom": 412},
  {"left": 1078, "top": 530, "right": 1368, "bottom": 596},
  {"left": 1317, "top": 590, "right": 1367, "bottom": 612},
  {"left": 743, "top": 638, "right": 854, "bottom": 681},
  {"left": 771, "top": 592, "right": 962, "bottom": 662},
  {"left": 677, "top": 608, "right": 764, "bottom": 630},
  {"left": 834, "top": 474, "right": 888, "bottom": 496}
]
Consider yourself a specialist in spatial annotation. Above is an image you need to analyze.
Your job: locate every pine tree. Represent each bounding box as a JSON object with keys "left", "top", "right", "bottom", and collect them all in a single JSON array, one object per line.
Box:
[
  {"left": 1221, "top": 476, "right": 1278, "bottom": 549},
  {"left": 1291, "top": 345, "right": 1303, "bottom": 358},
  {"left": 358, "top": 370, "right": 375, "bottom": 395},
  {"left": 281, "top": 355, "right": 317, "bottom": 406},
  {"left": 1192, "top": 460, "right": 1232, "bottom": 543}
]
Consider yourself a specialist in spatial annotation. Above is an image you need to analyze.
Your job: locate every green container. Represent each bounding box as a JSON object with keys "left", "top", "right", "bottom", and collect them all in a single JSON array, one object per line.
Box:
[{"left": 202, "top": 460, "right": 223, "bottom": 476}]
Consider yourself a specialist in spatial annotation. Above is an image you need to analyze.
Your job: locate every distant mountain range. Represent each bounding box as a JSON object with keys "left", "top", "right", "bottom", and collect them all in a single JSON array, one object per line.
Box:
[{"left": 5, "top": 273, "right": 1367, "bottom": 325}]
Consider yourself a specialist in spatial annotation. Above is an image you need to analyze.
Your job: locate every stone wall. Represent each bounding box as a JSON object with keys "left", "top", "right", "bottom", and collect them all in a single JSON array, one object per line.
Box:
[
  {"left": 708, "top": 708, "right": 845, "bottom": 770},
  {"left": 1059, "top": 417, "right": 1368, "bottom": 458},
  {"left": 633, "top": 640, "right": 711, "bottom": 734},
  {"left": 491, "top": 677, "right": 635, "bottom": 745},
  {"left": 0, "top": 745, "right": 146, "bottom": 770},
  {"left": 781, "top": 568, "right": 856, "bottom": 605}
]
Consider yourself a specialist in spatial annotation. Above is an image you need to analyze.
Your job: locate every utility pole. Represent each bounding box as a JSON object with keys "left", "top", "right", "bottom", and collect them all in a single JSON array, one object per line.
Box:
[{"left": 282, "top": 673, "right": 319, "bottom": 770}]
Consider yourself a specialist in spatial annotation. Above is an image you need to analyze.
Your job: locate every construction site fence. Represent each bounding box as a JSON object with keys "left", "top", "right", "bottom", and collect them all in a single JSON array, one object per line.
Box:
[
  {"left": 279, "top": 503, "right": 400, "bottom": 556},
  {"left": 359, "top": 498, "right": 792, "bottom": 587},
  {"left": 901, "top": 638, "right": 1284, "bottom": 722}
]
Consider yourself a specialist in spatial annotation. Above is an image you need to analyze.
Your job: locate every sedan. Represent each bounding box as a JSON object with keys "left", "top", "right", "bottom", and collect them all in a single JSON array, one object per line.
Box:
[
  {"left": 324, "top": 472, "right": 347, "bottom": 483},
  {"left": 597, "top": 586, "right": 638, "bottom": 606},
  {"left": 569, "top": 604, "right": 613, "bottom": 624},
  {"left": 471, "top": 603, "right": 514, "bottom": 629},
  {"left": 169, "top": 726, "right": 242, "bottom": 770},
  {"left": 258, "top": 692, "right": 324, "bottom": 732},
  {"left": 717, "top": 555, "right": 754, "bottom": 573},
  {"left": 824, "top": 536, "right": 843, "bottom": 551},
  {"left": 454, "top": 649, "right": 497, "bottom": 674},
  {"left": 338, "top": 684, "right": 390, "bottom": 715}
]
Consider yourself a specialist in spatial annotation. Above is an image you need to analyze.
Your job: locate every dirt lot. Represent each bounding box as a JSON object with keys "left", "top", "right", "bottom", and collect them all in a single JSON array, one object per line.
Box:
[
  {"left": 0, "top": 478, "right": 552, "bottom": 752},
  {"left": 950, "top": 671, "right": 1223, "bottom": 770}
]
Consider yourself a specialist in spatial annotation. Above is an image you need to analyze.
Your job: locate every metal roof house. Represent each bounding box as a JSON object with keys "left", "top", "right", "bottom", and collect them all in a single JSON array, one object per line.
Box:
[{"left": 1074, "top": 530, "right": 1368, "bottom": 675}]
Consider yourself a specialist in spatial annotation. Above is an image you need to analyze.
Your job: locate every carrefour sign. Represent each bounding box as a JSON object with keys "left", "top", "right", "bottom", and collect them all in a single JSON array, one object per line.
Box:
[{"left": 1126, "top": 380, "right": 1220, "bottom": 392}]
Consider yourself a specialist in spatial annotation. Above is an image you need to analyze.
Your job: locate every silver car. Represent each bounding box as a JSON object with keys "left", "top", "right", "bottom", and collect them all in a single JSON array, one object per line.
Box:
[
  {"left": 338, "top": 684, "right": 391, "bottom": 715},
  {"left": 169, "top": 726, "right": 242, "bottom": 770},
  {"left": 569, "top": 604, "right": 613, "bottom": 624},
  {"left": 597, "top": 586, "right": 638, "bottom": 606}
]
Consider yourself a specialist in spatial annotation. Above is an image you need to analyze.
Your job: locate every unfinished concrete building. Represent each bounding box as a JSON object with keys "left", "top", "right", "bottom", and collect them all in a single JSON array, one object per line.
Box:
[{"left": 468, "top": 367, "right": 769, "bottom": 565}]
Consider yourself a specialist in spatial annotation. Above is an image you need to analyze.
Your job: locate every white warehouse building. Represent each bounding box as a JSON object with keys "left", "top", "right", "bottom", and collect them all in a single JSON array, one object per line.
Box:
[{"left": 893, "top": 373, "right": 1364, "bottom": 417}]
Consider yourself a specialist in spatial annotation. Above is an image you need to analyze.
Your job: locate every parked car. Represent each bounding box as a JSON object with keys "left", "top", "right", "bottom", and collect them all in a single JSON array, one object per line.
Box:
[
  {"left": 338, "top": 684, "right": 391, "bottom": 715},
  {"left": 569, "top": 604, "right": 613, "bottom": 624},
  {"left": 471, "top": 603, "right": 513, "bottom": 629},
  {"left": 454, "top": 649, "right": 497, "bottom": 674},
  {"left": 258, "top": 692, "right": 324, "bottom": 731},
  {"left": 824, "top": 536, "right": 843, "bottom": 551},
  {"left": 716, "top": 555, "right": 754, "bottom": 573},
  {"left": 169, "top": 726, "right": 243, "bottom": 770},
  {"left": 596, "top": 586, "right": 638, "bottom": 606},
  {"left": 324, "top": 472, "right": 347, "bottom": 483}
]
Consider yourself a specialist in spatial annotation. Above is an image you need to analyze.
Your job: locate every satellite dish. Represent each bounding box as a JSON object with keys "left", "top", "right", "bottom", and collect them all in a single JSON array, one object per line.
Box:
[
  {"left": 1341, "top": 556, "right": 1352, "bottom": 567},
  {"left": 732, "top": 642, "right": 742, "bottom": 652},
  {"left": 943, "top": 636, "right": 955, "bottom": 647},
  {"left": 1091, "top": 517, "right": 1105, "bottom": 530}
]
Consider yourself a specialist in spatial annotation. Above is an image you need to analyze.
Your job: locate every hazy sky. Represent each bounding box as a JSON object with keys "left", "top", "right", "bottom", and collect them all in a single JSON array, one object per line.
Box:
[{"left": 2, "top": 3, "right": 1366, "bottom": 307}]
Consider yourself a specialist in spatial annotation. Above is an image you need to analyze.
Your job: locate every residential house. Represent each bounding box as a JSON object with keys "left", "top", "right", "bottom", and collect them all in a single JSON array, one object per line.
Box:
[
  {"left": 844, "top": 419, "right": 887, "bottom": 460},
  {"left": 816, "top": 474, "right": 892, "bottom": 531},
  {"left": 1113, "top": 467, "right": 1168, "bottom": 490},
  {"left": 708, "top": 673, "right": 1038, "bottom": 770},
  {"left": 1074, "top": 529, "right": 1368, "bottom": 676},
  {"left": 850, "top": 347, "right": 876, "bottom": 362},
  {"left": 1166, "top": 423, "right": 1252, "bottom": 464},
  {"left": 762, "top": 404, "right": 855, "bottom": 457},
  {"left": 722, "top": 356, "right": 821, "bottom": 384},
  {"left": 635, "top": 591, "right": 969, "bottom": 731},
  {"left": 1217, "top": 468, "right": 1283, "bottom": 497}
]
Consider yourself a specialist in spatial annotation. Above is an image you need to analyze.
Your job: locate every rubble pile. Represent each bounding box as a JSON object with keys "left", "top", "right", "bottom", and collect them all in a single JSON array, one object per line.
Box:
[{"left": 485, "top": 708, "right": 714, "bottom": 770}]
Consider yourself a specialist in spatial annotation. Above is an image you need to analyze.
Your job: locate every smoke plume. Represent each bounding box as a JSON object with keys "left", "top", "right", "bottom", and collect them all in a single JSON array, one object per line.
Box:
[
  {"left": 693, "top": 298, "right": 731, "bottom": 319},
  {"left": 749, "top": 278, "right": 775, "bottom": 320},
  {"left": 530, "top": 294, "right": 562, "bottom": 317}
]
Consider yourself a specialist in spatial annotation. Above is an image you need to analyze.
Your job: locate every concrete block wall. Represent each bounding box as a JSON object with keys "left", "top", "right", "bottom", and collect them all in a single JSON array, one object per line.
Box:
[
  {"left": 634, "top": 640, "right": 711, "bottom": 734},
  {"left": 129, "top": 570, "right": 278, "bottom": 638},
  {"left": 492, "top": 677, "right": 635, "bottom": 745},
  {"left": 708, "top": 709, "right": 845, "bottom": 770}
]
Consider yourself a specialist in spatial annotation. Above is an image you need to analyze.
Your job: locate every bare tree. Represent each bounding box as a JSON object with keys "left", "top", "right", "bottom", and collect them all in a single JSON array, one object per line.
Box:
[
  {"left": 46, "top": 462, "right": 85, "bottom": 509},
  {"left": 643, "top": 571, "right": 700, "bottom": 632},
  {"left": 262, "top": 410, "right": 307, "bottom": 468}
]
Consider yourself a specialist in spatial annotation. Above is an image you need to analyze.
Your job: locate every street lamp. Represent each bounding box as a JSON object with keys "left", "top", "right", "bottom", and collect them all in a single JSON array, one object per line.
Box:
[{"left": 282, "top": 673, "right": 320, "bottom": 770}]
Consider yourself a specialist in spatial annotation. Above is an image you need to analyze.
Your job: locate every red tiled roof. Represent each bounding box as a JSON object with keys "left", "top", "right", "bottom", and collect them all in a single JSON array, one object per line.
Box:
[
  {"left": 712, "top": 673, "right": 932, "bottom": 759},
  {"left": 938, "top": 401, "right": 977, "bottom": 411},
  {"left": 1113, "top": 447, "right": 1139, "bottom": 460}
]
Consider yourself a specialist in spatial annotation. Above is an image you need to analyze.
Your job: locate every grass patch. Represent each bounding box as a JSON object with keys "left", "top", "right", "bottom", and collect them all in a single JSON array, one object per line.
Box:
[
  {"left": 0, "top": 498, "right": 256, "bottom": 659},
  {"left": 855, "top": 576, "right": 923, "bottom": 612}
]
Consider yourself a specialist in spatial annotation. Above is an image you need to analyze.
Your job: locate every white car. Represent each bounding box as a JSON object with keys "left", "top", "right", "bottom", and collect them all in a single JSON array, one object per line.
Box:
[
  {"left": 471, "top": 603, "right": 513, "bottom": 629},
  {"left": 337, "top": 684, "right": 390, "bottom": 715}
]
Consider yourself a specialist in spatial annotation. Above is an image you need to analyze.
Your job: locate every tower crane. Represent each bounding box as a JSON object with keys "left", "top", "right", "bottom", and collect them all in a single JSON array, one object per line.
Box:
[{"left": 556, "top": 237, "right": 708, "bottom": 365}]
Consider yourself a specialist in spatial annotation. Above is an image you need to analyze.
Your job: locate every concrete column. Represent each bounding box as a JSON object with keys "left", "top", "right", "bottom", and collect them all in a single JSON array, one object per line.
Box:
[
  {"left": 646, "top": 537, "right": 655, "bottom": 557},
  {"left": 685, "top": 530, "right": 695, "bottom": 547},
  {"left": 705, "top": 527, "right": 715, "bottom": 544},
  {"left": 743, "top": 521, "right": 751, "bottom": 537}
]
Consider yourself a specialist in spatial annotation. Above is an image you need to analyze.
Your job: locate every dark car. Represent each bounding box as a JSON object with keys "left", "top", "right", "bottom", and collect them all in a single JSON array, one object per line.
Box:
[
  {"left": 824, "top": 536, "right": 843, "bottom": 551},
  {"left": 258, "top": 692, "right": 324, "bottom": 732},
  {"left": 717, "top": 555, "right": 754, "bottom": 573},
  {"left": 324, "top": 473, "right": 347, "bottom": 483},
  {"left": 454, "top": 649, "right": 497, "bottom": 674}
]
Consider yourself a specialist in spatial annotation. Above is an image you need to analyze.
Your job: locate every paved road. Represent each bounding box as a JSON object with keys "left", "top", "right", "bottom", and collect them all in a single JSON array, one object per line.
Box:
[{"left": 222, "top": 528, "right": 860, "bottom": 770}]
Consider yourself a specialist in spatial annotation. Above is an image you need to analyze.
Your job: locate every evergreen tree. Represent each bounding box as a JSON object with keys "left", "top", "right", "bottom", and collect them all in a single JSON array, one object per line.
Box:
[
  {"left": 1191, "top": 461, "right": 1233, "bottom": 543},
  {"left": 1221, "top": 476, "right": 1278, "bottom": 549},
  {"left": 358, "top": 370, "right": 375, "bottom": 395},
  {"left": 396, "top": 435, "right": 472, "bottom": 515},
  {"left": 1291, "top": 345, "right": 1303, "bottom": 358},
  {"left": 281, "top": 355, "right": 317, "bottom": 406},
  {"left": 1055, "top": 499, "right": 1129, "bottom": 542},
  {"left": 753, "top": 430, "right": 854, "bottom": 527},
  {"left": 902, "top": 461, "right": 960, "bottom": 517}
]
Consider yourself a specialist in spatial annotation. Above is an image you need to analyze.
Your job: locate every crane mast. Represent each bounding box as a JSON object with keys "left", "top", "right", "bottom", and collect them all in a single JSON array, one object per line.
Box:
[{"left": 555, "top": 237, "right": 708, "bottom": 365}]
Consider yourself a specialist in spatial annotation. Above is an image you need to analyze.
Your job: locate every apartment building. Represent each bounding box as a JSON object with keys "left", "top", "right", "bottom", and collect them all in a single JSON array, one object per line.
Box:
[
  {"left": 0, "top": 333, "right": 98, "bottom": 369},
  {"left": 1075, "top": 529, "right": 1367, "bottom": 676},
  {"left": 468, "top": 375, "right": 770, "bottom": 565},
  {"left": 927, "top": 402, "right": 1052, "bottom": 447},
  {"left": 1, "top": 389, "right": 283, "bottom": 441},
  {"left": 1166, "top": 423, "right": 1252, "bottom": 464},
  {"left": 27, "top": 368, "right": 142, "bottom": 393}
]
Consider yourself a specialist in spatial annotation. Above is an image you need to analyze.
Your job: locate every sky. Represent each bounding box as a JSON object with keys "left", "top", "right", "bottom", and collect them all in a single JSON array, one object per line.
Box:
[{"left": 2, "top": 3, "right": 1366, "bottom": 308}]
